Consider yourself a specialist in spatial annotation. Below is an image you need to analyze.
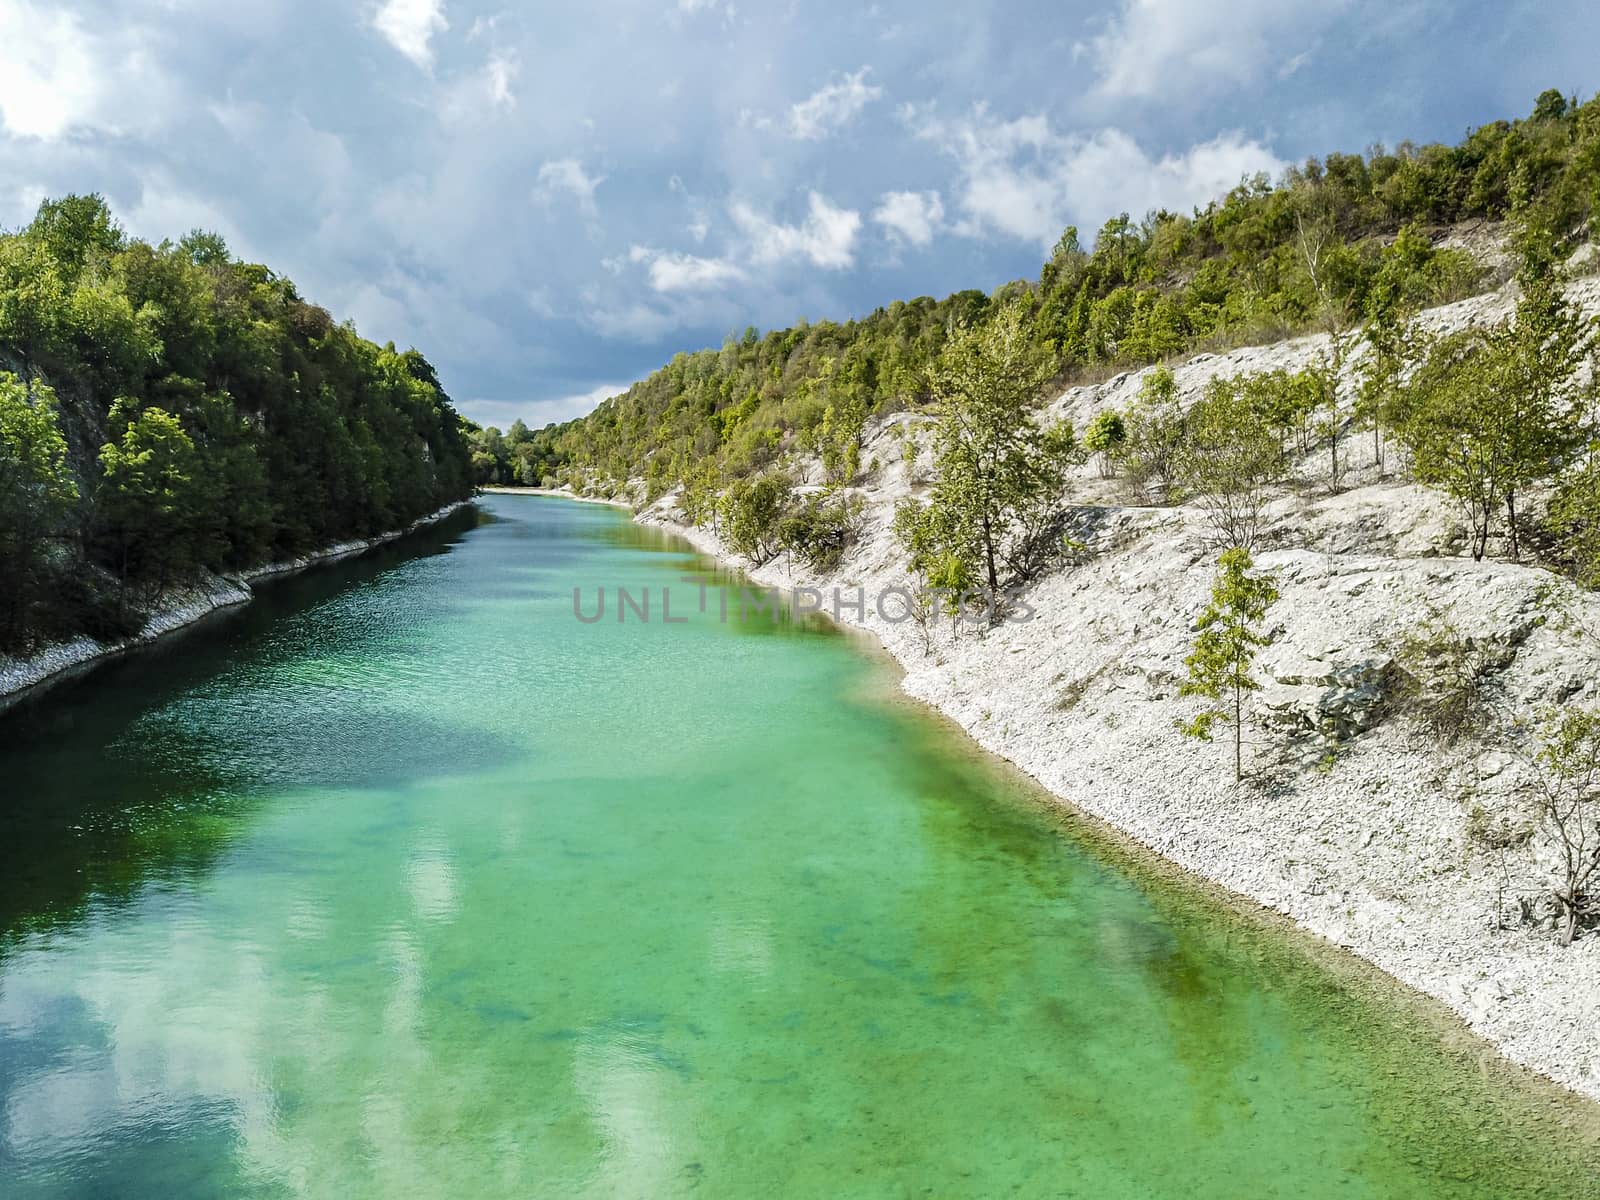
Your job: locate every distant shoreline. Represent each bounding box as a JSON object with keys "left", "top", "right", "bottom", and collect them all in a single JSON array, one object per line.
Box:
[
  {"left": 478, "top": 485, "right": 631, "bottom": 508},
  {"left": 0, "top": 500, "right": 474, "bottom": 711}
]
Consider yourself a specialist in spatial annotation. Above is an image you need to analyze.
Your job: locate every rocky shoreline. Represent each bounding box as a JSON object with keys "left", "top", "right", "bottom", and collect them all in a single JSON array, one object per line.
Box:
[
  {"left": 576, "top": 280, "right": 1600, "bottom": 1106},
  {"left": 0, "top": 500, "right": 473, "bottom": 710},
  {"left": 625, "top": 485, "right": 1600, "bottom": 1107}
]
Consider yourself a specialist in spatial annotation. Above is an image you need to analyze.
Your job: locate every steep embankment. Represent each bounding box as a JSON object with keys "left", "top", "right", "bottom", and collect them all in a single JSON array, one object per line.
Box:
[
  {"left": 628, "top": 274, "right": 1600, "bottom": 1103},
  {"left": 0, "top": 501, "right": 472, "bottom": 710}
]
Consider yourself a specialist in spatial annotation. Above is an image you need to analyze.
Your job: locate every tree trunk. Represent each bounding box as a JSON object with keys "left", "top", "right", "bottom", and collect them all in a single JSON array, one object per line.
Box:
[
  {"left": 982, "top": 511, "right": 998, "bottom": 596},
  {"left": 1506, "top": 490, "right": 1520, "bottom": 561},
  {"left": 1472, "top": 501, "right": 1492, "bottom": 561},
  {"left": 1233, "top": 684, "right": 1243, "bottom": 783}
]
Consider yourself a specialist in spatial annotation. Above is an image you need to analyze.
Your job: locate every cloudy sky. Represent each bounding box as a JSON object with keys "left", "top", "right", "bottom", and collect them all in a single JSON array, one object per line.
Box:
[{"left": 1, "top": 1, "right": 1595, "bottom": 428}]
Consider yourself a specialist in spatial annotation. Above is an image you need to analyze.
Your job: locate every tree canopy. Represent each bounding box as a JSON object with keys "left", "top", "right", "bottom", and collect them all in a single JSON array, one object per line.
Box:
[{"left": 0, "top": 194, "right": 473, "bottom": 651}]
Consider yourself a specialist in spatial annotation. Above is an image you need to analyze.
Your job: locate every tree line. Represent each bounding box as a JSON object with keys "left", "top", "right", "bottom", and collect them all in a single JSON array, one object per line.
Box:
[
  {"left": 0, "top": 195, "right": 474, "bottom": 652},
  {"left": 529, "top": 89, "right": 1600, "bottom": 502}
]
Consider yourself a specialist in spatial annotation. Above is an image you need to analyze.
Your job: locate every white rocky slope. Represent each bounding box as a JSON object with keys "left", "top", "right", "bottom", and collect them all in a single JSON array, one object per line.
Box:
[{"left": 629, "top": 273, "right": 1600, "bottom": 1103}]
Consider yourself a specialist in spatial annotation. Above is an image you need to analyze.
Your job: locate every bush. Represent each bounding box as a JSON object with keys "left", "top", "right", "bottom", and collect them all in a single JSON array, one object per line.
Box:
[
  {"left": 778, "top": 492, "right": 864, "bottom": 572},
  {"left": 1121, "top": 367, "right": 1187, "bottom": 501},
  {"left": 719, "top": 473, "right": 792, "bottom": 565},
  {"left": 1392, "top": 609, "right": 1507, "bottom": 744},
  {"left": 1530, "top": 705, "right": 1600, "bottom": 942},
  {"left": 1083, "top": 410, "right": 1126, "bottom": 478}
]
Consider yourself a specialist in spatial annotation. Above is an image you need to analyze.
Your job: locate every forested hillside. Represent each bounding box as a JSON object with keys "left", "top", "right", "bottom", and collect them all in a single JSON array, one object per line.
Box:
[
  {"left": 479, "top": 89, "right": 1600, "bottom": 499},
  {"left": 0, "top": 195, "right": 474, "bottom": 652}
]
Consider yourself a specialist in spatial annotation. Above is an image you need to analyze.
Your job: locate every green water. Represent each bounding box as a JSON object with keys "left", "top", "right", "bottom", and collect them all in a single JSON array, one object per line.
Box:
[{"left": 0, "top": 495, "right": 1596, "bottom": 1199}]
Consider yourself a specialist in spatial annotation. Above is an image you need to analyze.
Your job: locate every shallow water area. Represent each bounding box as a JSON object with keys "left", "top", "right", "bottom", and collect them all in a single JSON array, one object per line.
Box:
[{"left": 0, "top": 494, "right": 1596, "bottom": 1199}]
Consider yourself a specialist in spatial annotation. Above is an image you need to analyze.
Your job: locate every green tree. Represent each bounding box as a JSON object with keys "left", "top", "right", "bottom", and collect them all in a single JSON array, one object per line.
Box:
[
  {"left": 919, "top": 304, "right": 1077, "bottom": 596},
  {"left": 819, "top": 387, "right": 866, "bottom": 485},
  {"left": 1122, "top": 366, "right": 1187, "bottom": 500},
  {"left": 1083, "top": 410, "right": 1126, "bottom": 478},
  {"left": 1180, "top": 377, "right": 1282, "bottom": 551},
  {"left": 719, "top": 473, "right": 792, "bottom": 566},
  {"left": 95, "top": 404, "right": 206, "bottom": 597},
  {"left": 28, "top": 193, "right": 125, "bottom": 278},
  {"left": 1179, "top": 547, "right": 1280, "bottom": 782},
  {"left": 0, "top": 375, "right": 79, "bottom": 644},
  {"left": 1394, "top": 233, "right": 1591, "bottom": 559},
  {"left": 1307, "top": 330, "right": 1357, "bottom": 489},
  {"left": 680, "top": 459, "right": 723, "bottom": 530},
  {"left": 893, "top": 496, "right": 979, "bottom": 625},
  {"left": 0, "top": 237, "right": 67, "bottom": 386}
]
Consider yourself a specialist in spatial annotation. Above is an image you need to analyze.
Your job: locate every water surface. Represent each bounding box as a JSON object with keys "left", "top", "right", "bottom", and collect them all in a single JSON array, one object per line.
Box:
[{"left": 1, "top": 494, "right": 1596, "bottom": 1198}]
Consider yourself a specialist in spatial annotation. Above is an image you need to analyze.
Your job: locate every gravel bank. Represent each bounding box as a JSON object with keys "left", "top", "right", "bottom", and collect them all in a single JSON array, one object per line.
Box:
[
  {"left": 605, "top": 277, "right": 1600, "bottom": 1104},
  {"left": 0, "top": 500, "right": 473, "bottom": 709}
]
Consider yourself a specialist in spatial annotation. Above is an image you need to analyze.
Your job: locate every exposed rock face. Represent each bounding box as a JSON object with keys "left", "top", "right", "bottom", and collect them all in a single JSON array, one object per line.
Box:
[
  {"left": 1262, "top": 656, "right": 1394, "bottom": 740},
  {"left": 627, "top": 271, "right": 1600, "bottom": 1104}
]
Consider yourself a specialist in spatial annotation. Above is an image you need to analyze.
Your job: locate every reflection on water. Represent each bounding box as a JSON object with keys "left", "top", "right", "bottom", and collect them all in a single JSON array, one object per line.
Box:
[{"left": 0, "top": 495, "right": 1597, "bottom": 1199}]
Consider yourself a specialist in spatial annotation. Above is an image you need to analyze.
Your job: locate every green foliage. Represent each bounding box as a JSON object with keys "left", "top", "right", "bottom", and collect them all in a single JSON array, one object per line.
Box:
[
  {"left": 916, "top": 304, "right": 1079, "bottom": 596},
  {"left": 1392, "top": 234, "right": 1594, "bottom": 559},
  {"left": 0, "top": 194, "right": 474, "bottom": 648},
  {"left": 777, "top": 492, "right": 864, "bottom": 572},
  {"left": 1178, "top": 548, "right": 1280, "bottom": 782},
  {"left": 819, "top": 386, "right": 866, "bottom": 485},
  {"left": 719, "top": 473, "right": 793, "bottom": 566},
  {"left": 1547, "top": 449, "right": 1600, "bottom": 586},
  {"left": 1083, "top": 410, "right": 1126, "bottom": 477},
  {"left": 680, "top": 459, "right": 723, "bottom": 528},
  {"left": 1306, "top": 329, "right": 1358, "bottom": 488},
  {"left": 1121, "top": 367, "right": 1187, "bottom": 500},
  {"left": 1180, "top": 375, "right": 1284, "bottom": 550},
  {"left": 94, "top": 403, "right": 206, "bottom": 590},
  {"left": 0, "top": 375, "right": 79, "bottom": 645}
]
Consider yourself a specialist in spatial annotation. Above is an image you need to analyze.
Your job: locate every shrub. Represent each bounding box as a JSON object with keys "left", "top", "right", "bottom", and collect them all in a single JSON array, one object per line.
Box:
[
  {"left": 1530, "top": 705, "right": 1600, "bottom": 943},
  {"left": 778, "top": 492, "right": 864, "bottom": 572},
  {"left": 1121, "top": 367, "right": 1187, "bottom": 501},
  {"left": 1392, "top": 609, "right": 1507, "bottom": 744},
  {"left": 719, "top": 473, "right": 792, "bottom": 565},
  {"left": 1083, "top": 410, "right": 1126, "bottom": 478}
]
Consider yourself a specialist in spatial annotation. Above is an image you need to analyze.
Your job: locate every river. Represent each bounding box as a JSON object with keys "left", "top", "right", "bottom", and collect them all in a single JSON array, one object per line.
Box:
[{"left": 0, "top": 494, "right": 1596, "bottom": 1197}]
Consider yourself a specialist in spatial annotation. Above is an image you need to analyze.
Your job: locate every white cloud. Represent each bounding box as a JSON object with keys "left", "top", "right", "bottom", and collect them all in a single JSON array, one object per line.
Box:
[
  {"left": 872, "top": 190, "right": 944, "bottom": 246},
  {"left": 372, "top": 0, "right": 449, "bottom": 70},
  {"left": 912, "top": 106, "right": 1285, "bottom": 247},
  {"left": 533, "top": 158, "right": 605, "bottom": 217},
  {"left": 440, "top": 47, "right": 518, "bottom": 121},
  {"left": 0, "top": 4, "right": 100, "bottom": 139},
  {"left": 786, "top": 68, "right": 882, "bottom": 140},
  {"left": 675, "top": 0, "right": 735, "bottom": 18},
  {"left": 0, "top": 2, "right": 175, "bottom": 140},
  {"left": 6, "top": 184, "right": 49, "bottom": 230},
  {"left": 545, "top": 381, "right": 629, "bottom": 422},
  {"left": 730, "top": 191, "right": 860, "bottom": 269},
  {"left": 628, "top": 245, "right": 747, "bottom": 292},
  {"left": 1083, "top": 0, "right": 1343, "bottom": 99},
  {"left": 485, "top": 50, "right": 518, "bottom": 110},
  {"left": 581, "top": 297, "right": 699, "bottom": 342}
]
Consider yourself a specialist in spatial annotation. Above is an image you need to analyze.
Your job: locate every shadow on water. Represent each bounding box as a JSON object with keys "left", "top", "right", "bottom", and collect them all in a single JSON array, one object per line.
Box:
[{"left": 0, "top": 503, "right": 515, "bottom": 947}]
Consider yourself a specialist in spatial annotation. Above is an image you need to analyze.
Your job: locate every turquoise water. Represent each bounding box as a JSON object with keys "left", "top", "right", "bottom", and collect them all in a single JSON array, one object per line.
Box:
[{"left": 0, "top": 494, "right": 1596, "bottom": 1198}]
